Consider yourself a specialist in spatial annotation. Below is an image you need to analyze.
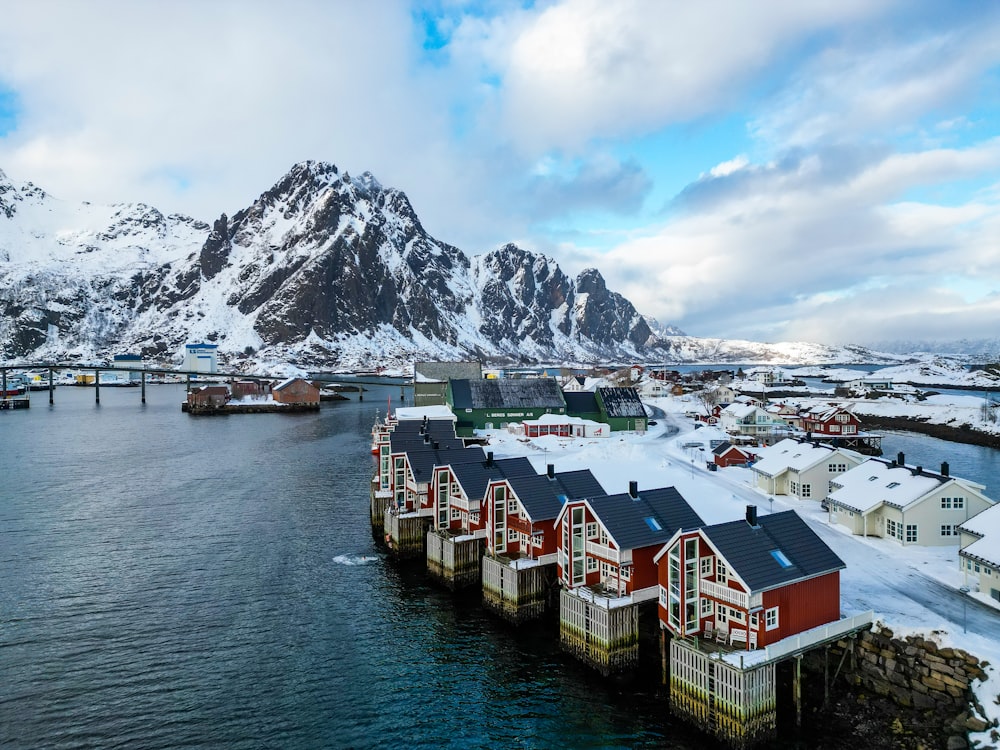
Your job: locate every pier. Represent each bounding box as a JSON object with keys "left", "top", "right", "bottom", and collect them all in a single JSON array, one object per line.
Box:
[
  {"left": 482, "top": 554, "right": 558, "bottom": 624},
  {"left": 425, "top": 529, "right": 484, "bottom": 590}
]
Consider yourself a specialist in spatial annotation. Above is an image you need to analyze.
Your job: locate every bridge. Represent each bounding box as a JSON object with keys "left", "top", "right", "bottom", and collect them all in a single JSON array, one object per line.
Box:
[{"left": 0, "top": 362, "right": 410, "bottom": 406}]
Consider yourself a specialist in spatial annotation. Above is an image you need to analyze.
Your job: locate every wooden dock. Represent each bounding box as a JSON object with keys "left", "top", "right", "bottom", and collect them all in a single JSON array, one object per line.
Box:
[
  {"left": 482, "top": 554, "right": 557, "bottom": 624},
  {"left": 384, "top": 507, "right": 431, "bottom": 560},
  {"left": 559, "top": 589, "right": 643, "bottom": 676},
  {"left": 426, "top": 530, "right": 484, "bottom": 590}
]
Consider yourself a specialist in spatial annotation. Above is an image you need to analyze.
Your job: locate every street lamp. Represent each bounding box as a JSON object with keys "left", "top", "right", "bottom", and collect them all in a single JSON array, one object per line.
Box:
[{"left": 959, "top": 586, "right": 970, "bottom": 633}]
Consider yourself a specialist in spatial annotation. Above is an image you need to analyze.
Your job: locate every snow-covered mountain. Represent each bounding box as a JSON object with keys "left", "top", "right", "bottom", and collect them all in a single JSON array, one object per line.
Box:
[{"left": 0, "top": 161, "right": 901, "bottom": 370}]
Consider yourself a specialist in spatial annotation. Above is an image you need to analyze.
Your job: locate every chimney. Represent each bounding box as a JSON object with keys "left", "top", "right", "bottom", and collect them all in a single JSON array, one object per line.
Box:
[
  {"left": 897, "top": 451, "right": 905, "bottom": 466},
  {"left": 746, "top": 505, "right": 758, "bottom": 527},
  {"left": 433, "top": 441, "right": 439, "bottom": 450},
  {"left": 912, "top": 465, "right": 922, "bottom": 476},
  {"left": 629, "top": 481, "right": 639, "bottom": 499},
  {"left": 941, "top": 461, "right": 950, "bottom": 477},
  {"left": 423, "top": 433, "right": 430, "bottom": 444},
  {"left": 486, "top": 451, "right": 494, "bottom": 467},
  {"left": 547, "top": 463, "right": 555, "bottom": 479}
]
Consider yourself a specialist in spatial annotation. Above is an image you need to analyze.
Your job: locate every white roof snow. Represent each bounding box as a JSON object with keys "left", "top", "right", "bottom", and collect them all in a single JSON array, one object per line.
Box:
[
  {"left": 829, "top": 459, "right": 946, "bottom": 513},
  {"left": 752, "top": 438, "right": 841, "bottom": 477},
  {"left": 395, "top": 405, "right": 457, "bottom": 421}
]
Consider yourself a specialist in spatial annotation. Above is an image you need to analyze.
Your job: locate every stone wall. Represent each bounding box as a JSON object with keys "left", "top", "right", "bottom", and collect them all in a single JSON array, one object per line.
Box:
[{"left": 812, "top": 625, "right": 997, "bottom": 749}]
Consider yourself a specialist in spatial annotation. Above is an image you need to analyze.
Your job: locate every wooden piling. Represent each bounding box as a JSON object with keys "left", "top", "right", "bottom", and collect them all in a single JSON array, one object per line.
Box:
[
  {"left": 482, "top": 555, "right": 556, "bottom": 624},
  {"left": 141, "top": 371, "right": 146, "bottom": 404},
  {"left": 668, "top": 638, "right": 777, "bottom": 748},
  {"left": 558, "top": 589, "right": 641, "bottom": 676},
  {"left": 48, "top": 368, "right": 54, "bottom": 404},
  {"left": 384, "top": 507, "right": 431, "bottom": 560},
  {"left": 94, "top": 369, "right": 100, "bottom": 404},
  {"left": 426, "top": 530, "right": 484, "bottom": 590}
]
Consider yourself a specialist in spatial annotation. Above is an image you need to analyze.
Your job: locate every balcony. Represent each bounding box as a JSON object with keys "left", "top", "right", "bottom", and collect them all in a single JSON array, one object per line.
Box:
[
  {"left": 700, "top": 579, "right": 750, "bottom": 609},
  {"left": 586, "top": 541, "right": 620, "bottom": 563}
]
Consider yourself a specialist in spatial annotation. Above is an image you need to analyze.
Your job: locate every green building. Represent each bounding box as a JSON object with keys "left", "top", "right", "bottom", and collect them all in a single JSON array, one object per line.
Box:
[
  {"left": 446, "top": 378, "right": 566, "bottom": 436},
  {"left": 564, "top": 387, "right": 647, "bottom": 432}
]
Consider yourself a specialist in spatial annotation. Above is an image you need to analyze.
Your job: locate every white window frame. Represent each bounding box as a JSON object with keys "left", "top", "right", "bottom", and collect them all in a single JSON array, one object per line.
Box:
[{"left": 765, "top": 607, "right": 779, "bottom": 631}]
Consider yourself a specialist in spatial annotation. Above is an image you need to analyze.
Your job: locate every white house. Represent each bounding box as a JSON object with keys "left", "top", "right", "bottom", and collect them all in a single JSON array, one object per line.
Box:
[
  {"left": 719, "top": 403, "right": 789, "bottom": 439},
  {"left": 183, "top": 343, "right": 219, "bottom": 373},
  {"left": 751, "top": 437, "right": 865, "bottom": 500},
  {"left": 827, "top": 458, "right": 995, "bottom": 547},
  {"left": 958, "top": 503, "right": 1000, "bottom": 602}
]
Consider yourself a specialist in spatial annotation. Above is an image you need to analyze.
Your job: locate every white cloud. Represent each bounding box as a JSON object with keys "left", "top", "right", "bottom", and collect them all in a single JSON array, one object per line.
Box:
[{"left": 595, "top": 140, "right": 1000, "bottom": 344}]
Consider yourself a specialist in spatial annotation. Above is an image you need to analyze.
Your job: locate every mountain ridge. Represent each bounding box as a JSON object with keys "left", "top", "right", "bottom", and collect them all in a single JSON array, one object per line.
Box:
[{"left": 0, "top": 160, "right": 912, "bottom": 370}]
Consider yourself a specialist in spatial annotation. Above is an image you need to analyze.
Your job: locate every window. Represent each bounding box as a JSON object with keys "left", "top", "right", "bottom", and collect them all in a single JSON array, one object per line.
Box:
[
  {"left": 701, "top": 598, "right": 714, "bottom": 616},
  {"left": 470, "top": 512, "right": 480, "bottom": 524},
  {"left": 587, "top": 557, "right": 598, "bottom": 572},
  {"left": 905, "top": 524, "right": 918, "bottom": 543},
  {"left": 886, "top": 519, "right": 901, "bottom": 540},
  {"left": 620, "top": 565, "right": 631, "bottom": 580},
  {"left": 829, "top": 463, "right": 847, "bottom": 473},
  {"left": 700, "top": 556, "right": 713, "bottom": 577},
  {"left": 717, "top": 561, "right": 728, "bottom": 585},
  {"left": 586, "top": 522, "right": 598, "bottom": 539},
  {"left": 765, "top": 607, "right": 779, "bottom": 630},
  {"left": 507, "top": 528, "right": 518, "bottom": 541},
  {"left": 942, "top": 497, "right": 965, "bottom": 510},
  {"left": 843, "top": 425, "right": 856, "bottom": 434},
  {"left": 451, "top": 508, "right": 461, "bottom": 519},
  {"left": 887, "top": 482, "right": 900, "bottom": 489},
  {"left": 828, "top": 424, "right": 840, "bottom": 433},
  {"left": 717, "top": 607, "right": 728, "bottom": 624},
  {"left": 770, "top": 549, "right": 793, "bottom": 568},
  {"left": 941, "top": 524, "right": 955, "bottom": 537},
  {"left": 790, "top": 481, "right": 799, "bottom": 496},
  {"left": 508, "top": 498, "right": 518, "bottom": 513},
  {"left": 941, "top": 497, "right": 952, "bottom": 509},
  {"left": 955, "top": 497, "right": 965, "bottom": 509},
  {"left": 801, "top": 484, "right": 812, "bottom": 498},
  {"left": 750, "top": 612, "right": 759, "bottom": 629}
]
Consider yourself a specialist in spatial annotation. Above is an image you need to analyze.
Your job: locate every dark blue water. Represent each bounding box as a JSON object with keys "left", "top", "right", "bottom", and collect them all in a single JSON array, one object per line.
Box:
[{"left": 0, "top": 385, "right": 701, "bottom": 750}]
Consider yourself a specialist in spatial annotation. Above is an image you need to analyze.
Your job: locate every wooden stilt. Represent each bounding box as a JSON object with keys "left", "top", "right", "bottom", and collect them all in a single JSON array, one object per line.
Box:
[
  {"left": 794, "top": 655, "right": 802, "bottom": 728},
  {"left": 141, "top": 370, "right": 146, "bottom": 404},
  {"left": 94, "top": 369, "right": 100, "bottom": 404},
  {"left": 48, "top": 368, "right": 54, "bottom": 404}
]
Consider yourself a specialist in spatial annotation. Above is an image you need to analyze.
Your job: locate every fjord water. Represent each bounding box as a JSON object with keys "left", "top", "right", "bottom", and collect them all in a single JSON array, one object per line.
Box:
[{"left": 0, "top": 385, "right": 693, "bottom": 750}]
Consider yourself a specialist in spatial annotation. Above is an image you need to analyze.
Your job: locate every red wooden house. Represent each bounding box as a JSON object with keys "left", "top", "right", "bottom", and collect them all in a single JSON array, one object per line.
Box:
[
  {"left": 655, "top": 506, "right": 844, "bottom": 649},
  {"left": 554, "top": 483, "right": 704, "bottom": 598},
  {"left": 483, "top": 465, "right": 606, "bottom": 562},
  {"left": 272, "top": 377, "right": 320, "bottom": 404},
  {"left": 801, "top": 403, "right": 862, "bottom": 437},
  {"left": 712, "top": 441, "right": 757, "bottom": 468},
  {"left": 431, "top": 452, "right": 536, "bottom": 535}
]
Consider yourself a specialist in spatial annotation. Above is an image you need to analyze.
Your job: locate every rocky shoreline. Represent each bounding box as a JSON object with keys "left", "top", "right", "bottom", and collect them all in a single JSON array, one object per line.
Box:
[{"left": 860, "top": 415, "right": 1000, "bottom": 450}]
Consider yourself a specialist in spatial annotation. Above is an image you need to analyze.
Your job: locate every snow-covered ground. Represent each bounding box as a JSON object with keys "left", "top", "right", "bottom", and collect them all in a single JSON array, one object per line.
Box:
[{"left": 477, "top": 394, "right": 999, "bottom": 742}]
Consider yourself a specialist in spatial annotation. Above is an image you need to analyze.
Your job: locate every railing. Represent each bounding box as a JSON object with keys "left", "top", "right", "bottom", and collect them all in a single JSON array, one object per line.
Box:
[
  {"left": 700, "top": 580, "right": 749, "bottom": 609},
  {"left": 761, "top": 610, "right": 873, "bottom": 663},
  {"left": 586, "top": 541, "right": 620, "bottom": 563}
]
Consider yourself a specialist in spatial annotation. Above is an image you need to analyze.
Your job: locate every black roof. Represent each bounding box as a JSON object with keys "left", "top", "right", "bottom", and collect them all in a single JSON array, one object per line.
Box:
[
  {"left": 389, "top": 419, "right": 462, "bottom": 452},
  {"left": 406, "top": 446, "right": 487, "bottom": 484},
  {"left": 448, "top": 456, "right": 536, "bottom": 502},
  {"left": 450, "top": 378, "right": 565, "bottom": 409},
  {"left": 563, "top": 391, "right": 599, "bottom": 414},
  {"left": 702, "top": 510, "right": 845, "bottom": 593},
  {"left": 587, "top": 487, "right": 704, "bottom": 551},
  {"left": 598, "top": 387, "right": 646, "bottom": 418},
  {"left": 507, "top": 469, "right": 606, "bottom": 522},
  {"left": 712, "top": 441, "right": 733, "bottom": 456}
]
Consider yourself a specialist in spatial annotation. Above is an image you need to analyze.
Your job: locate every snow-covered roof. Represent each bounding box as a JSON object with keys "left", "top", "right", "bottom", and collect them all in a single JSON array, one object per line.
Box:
[
  {"left": 395, "top": 405, "right": 456, "bottom": 421},
  {"left": 828, "top": 459, "right": 951, "bottom": 513},
  {"left": 722, "top": 403, "right": 757, "bottom": 419},
  {"left": 960, "top": 503, "right": 1000, "bottom": 566},
  {"left": 751, "top": 438, "right": 844, "bottom": 478},
  {"left": 523, "top": 413, "right": 600, "bottom": 427}
]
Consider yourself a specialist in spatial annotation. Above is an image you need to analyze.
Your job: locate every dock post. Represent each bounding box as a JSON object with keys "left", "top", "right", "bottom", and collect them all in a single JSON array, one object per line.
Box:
[
  {"left": 141, "top": 371, "right": 146, "bottom": 404},
  {"left": 358, "top": 385, "right": 363, "bottom": 401},
  {"left": 94, "top": 369, "right": 100, "bottom": 404},
  {"left": 187, "top": 373, "right": 191, "bottom": 392},
  {"left": 48, "top": 368, "right": 54, "bottom": 404},
  {"left": 400, "top": 384, "right": 405, "bottom": 403},
  {"left": 2, "top": 369, "right": 5, "bottom": 398},
  {"left": 794, "top": 654, "right": 803, "bottom": 728},
  {"left": 661, "top": 628, "right": 668, "bottom": 685}
]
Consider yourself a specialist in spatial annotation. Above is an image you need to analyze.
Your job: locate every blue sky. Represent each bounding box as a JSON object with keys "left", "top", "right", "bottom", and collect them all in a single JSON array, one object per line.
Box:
[{"left": 1, "top": 0, "right": 1000, "bottom": 348}]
